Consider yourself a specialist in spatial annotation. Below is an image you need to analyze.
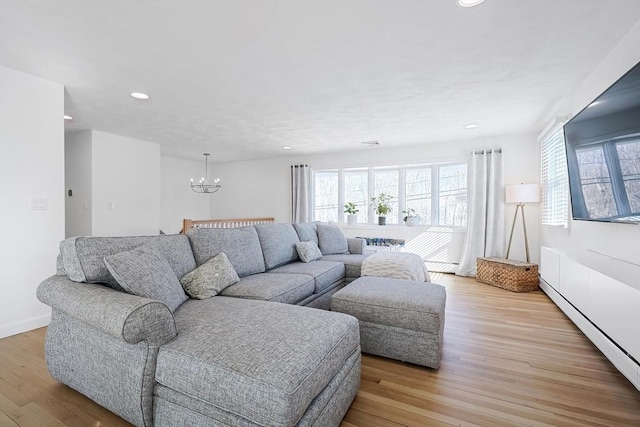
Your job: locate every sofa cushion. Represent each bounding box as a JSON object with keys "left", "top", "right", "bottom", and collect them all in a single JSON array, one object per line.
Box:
[
  {"left": 187, "top": 227, "right": 266, "bottom": 277},
  {"left": 317, "top": 224, "right": 349, "bottom": 255},
  {"left": 104, "top": 244, "right": 188, "bottom": 312},
  {"left": 255, "top": 223, "right": 300, "bottom": 270},
  {"left": 293, "top": 222, "right": 319, "bottom": 245},
  {"left": 157, "top": 297, "right": 360, "bottom": 427},
  {"left": 295, "top": 241, "right": 323, "bottom": 263},
  {"left": 59, "top": 235, "right": 196, "bottom": 291},
  {"left": 321, "top": 254, "right": 369, "bottom": 278},
  {"left": 268, "top": 261, "right": 345, "bottom": 294},
  {"left": 220, "top": 273, "right": 314, "bottom": 305},
  {"left": 179, "top": 253, "right": 240, "bottom": 299}
]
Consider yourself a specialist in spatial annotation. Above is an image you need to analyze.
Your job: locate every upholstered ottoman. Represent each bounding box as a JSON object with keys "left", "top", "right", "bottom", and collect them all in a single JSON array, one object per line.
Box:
[{"left": 331, "top": 276, "right": 446, "bottom": 368}]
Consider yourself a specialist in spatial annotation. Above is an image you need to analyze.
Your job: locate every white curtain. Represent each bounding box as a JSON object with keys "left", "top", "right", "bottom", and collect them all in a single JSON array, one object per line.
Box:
[
  {"left": 456, "top": 149, "right": 505, "bottom": 277},
  {"left": 291, "top": 164, "right": 311, "bottom": 223}
]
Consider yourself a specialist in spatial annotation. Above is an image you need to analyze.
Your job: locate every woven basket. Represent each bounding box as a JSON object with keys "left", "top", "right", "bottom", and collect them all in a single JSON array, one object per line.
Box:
[{"left": 476, "top": 257, "right": 539, "bottom": 292}]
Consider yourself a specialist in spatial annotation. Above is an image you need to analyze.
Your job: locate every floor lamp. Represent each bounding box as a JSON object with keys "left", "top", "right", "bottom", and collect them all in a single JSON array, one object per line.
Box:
[{"left": 505, "top": 184, "right": 540, "bottom": 263}]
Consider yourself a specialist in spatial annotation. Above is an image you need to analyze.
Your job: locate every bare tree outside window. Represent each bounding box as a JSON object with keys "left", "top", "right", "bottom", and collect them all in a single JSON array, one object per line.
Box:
[
  {"left": 576, "top": 146, "right": 617, "bottom": 218},
  {"left": 406, "top": 168, "right": 431, "bottom": 223},
  {"left": 616, "top": 140, "right": 640, "bottom": 213},
  {"left": 344, "top": 169, "right": 368, "bottom": 223},
  {"left": 374, "top": 169, "right": 399, "bottom": 224},
  {"left": 314, "top": 171, "right": 338, "bottom": 222},
  {"left": 439, "top": 165, "right": 467, "bottom": 226},
  {"left": 312, "top": 163, "right": 467, "bottom": 226}
]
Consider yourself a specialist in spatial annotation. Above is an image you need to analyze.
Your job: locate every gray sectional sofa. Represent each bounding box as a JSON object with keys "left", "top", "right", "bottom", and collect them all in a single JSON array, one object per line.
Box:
[{"left": 37, "top": 222, "right": 369, "bottom": 427}]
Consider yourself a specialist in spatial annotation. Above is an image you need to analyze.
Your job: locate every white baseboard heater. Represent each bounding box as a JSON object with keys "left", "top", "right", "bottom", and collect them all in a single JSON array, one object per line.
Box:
[{"left": 539, "top": 247, "right": 639, "bottom": 391}]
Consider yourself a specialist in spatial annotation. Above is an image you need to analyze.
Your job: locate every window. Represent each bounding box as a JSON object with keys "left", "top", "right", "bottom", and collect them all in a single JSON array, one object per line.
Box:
[
  {"left": 617, "top": 139, "right": 640, "bottom": 213},
  {"left": 313, "top": 163, "right": 467, "bottom": 226},
  {"left": 571, "top": 136, "right": 640, "bottom": 220},
  {"left": 344, "top": 169, "right": 368, "bottom": 223},
  {"left": 540, "top": 124, "right": 569, "bottom": 226},
  {"left": 438, "top": 164, "right": 467, "bottom": 226},
  {"left": 374, "top": 168, "right": 399, "bottom": 224},
  {"left": 405, "top": 167, "right": 431, "bottom": 223},
  {"left": 575, "top": 145, "right": 617, "bottom": 218},
  {"left": 313, "top": 171, "right": 338, "bottom": 223}
]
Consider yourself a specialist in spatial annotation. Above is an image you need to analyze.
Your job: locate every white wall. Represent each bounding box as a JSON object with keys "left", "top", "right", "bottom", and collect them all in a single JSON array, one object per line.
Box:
[
  {"left": 65, "top": 130, "right": 92, "bottom": 237},
  {"left": 211, "top": 134, "right": 540, "bottom": 263},
  {"left": 160, "top": 155, "right": 211, "bottom": 234},
  {"left": 540, "top": 21, "right": 640, "bottom": 273},
  {"left": 91, "top": 131, "right": 160, "bottom": 236},
  {"left": 0, "top": 67, "right": 64, "bottom": 338}
]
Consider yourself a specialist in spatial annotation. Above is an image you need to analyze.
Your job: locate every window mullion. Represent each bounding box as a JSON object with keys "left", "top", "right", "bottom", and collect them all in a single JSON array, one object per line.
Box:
[
  {"left": 398, "top": 167, "right": 406, "bottom": 224},
  {"left": 368, "top": 167, "right": 375, "bottom": 224},
  {"left": 337, "top": 169, "right": 345, "bottom": 222},
  {"left": 432, "top": 166, "right": 439, "bottom": 225}
]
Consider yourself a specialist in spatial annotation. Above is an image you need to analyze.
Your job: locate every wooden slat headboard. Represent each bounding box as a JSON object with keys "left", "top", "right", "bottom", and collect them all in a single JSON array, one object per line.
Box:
[{"left": 182, "top": 217, "right": 275, "bottom": 233}]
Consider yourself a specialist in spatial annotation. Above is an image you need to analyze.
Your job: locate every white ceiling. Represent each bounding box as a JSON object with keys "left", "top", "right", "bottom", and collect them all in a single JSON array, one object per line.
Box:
[{"left": 1, "top": 1, "right": 639, "bottom": 162}]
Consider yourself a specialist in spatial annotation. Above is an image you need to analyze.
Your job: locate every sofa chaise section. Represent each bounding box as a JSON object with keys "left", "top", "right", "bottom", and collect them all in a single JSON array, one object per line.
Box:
[
  {"left": 153, "top": 297, "right": 361, "bottom": 426},
  {"left": 37, "top": 275, "right": 178, "bottom": 427},
  {"left": 38, "top": 226, "right": 368, "bottom": 426}
]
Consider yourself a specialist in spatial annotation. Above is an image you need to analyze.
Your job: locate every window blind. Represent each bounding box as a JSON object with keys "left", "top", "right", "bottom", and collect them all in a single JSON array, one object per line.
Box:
[{"left": 540, "top": 125, "right": 569, "bottom": 226}]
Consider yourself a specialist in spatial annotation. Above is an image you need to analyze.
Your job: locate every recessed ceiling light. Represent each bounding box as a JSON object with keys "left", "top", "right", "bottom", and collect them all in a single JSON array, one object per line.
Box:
[
  {"left": 457, "top": 0, "right": 485, "bottom": 7},
  {"left": 130, "top": 92, "right": 150, "bottom": 100},
  {"left": 282, "top": 146, "right": 292, "bottom": 150},
  {"left": 64, "top": 115, "right": 73, "bottom": 120},
  {"left": 361, "top": 140, "right": 381, "bottom": 146},
  {"left": 464, "top": 123, "right": 479, "bottom": 129}
]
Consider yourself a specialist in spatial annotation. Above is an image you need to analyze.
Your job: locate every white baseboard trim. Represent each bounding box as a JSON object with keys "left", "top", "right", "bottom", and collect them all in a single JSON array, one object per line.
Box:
[
  {"left": 0, "top": 313, "right": 51, "bottom": 339},
  {"left": 539, "top": 280, "right": 639, "bottom": 391}
]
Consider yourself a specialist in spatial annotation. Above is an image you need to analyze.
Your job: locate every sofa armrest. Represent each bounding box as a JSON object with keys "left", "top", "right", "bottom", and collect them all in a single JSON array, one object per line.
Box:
[
  {"left": 347, "top": 238, "right": 366, "bottom": 255},
  {"left": 37, "top": 275, "right": 177, "bottom": 346}
]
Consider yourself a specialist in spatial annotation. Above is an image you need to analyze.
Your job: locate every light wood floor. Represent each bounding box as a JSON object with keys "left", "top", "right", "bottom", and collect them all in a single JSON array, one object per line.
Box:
[{"left": 1, "top": 274, "right": 638, "bottom": 426}]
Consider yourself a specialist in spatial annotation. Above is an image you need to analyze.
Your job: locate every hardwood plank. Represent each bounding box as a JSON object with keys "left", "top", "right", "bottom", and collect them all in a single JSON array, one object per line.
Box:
[
  {"left": 0, "top": 410, "right": 19, "bottom": 427},
  {"left": 1, "top": 275, "right": 638, "bottom": 427}
]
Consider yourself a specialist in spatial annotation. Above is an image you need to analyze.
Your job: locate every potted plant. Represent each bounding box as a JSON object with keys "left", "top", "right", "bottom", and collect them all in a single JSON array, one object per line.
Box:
[
  {"left": 370, "top": 193, "right": 393, "bottom": 225},
  {"left": 344, "top": 202, "right": 359, "bottom": 225},
  {"left": 402, "top": 208, "right": 421, "bottom": 227}
]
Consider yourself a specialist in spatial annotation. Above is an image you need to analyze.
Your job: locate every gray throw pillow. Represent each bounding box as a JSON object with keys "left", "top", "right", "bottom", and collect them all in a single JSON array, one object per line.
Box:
[
  {"left": 179, "top": 253, "right": 240, "bottom": 299},
  {"left": 293, "top": 222, "right": 319, "bottom": 245},
  {"left": 295, "top": 241, "right": 323, "bottom": 263},
  {"left": 104, "top": 243, "right": 187, "bottom": 312},
  {"left": 317, "top": 224, "right": 349, "bottom": 255}
]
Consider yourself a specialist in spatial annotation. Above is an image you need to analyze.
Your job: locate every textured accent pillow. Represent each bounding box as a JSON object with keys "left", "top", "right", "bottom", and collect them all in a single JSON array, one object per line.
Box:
[
  {"left": 179, "top": 253, "right": 240, "bottom": 299},
  {"left": 104, "top": 244, "right": 187, "bottom": 312},
  {"left": 317, "top": 224, "right": 349, "bottom": 255},
  {"left": 295, "top": 241, "right": 323, "bottom": 263}
]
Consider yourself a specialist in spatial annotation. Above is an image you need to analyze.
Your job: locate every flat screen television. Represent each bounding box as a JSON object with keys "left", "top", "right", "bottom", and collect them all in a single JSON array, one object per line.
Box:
[{"left": 563, "top": 61, "right": 640, "bottom": 224}]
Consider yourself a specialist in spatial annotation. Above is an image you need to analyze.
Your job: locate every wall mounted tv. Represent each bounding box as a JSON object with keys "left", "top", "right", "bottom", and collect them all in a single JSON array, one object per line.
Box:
[{"left": 563, "top": 61, "right": 640, "bottom": 224}]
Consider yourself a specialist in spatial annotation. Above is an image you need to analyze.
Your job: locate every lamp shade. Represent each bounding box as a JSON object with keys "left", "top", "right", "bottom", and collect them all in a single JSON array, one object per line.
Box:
[{"left": 506, "top": 184, "right": 540, "bottom": 204}]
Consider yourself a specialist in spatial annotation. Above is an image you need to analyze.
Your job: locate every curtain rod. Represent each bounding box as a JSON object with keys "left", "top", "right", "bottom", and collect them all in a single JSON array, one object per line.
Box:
[
  {"left": 291, "top": 164, "right": 309, "bottom": 168},
  {"left": 473, "top": 148, "right": 502, "bottom": 155}
]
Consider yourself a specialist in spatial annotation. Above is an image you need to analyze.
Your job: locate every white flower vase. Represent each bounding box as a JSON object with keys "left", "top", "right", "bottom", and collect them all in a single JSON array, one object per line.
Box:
[
  {"left": 347, "top": 214, "right": 358, "bottom": 225},
  {"left": 405, "top": 217, "right": 420, "bottom": 227}
]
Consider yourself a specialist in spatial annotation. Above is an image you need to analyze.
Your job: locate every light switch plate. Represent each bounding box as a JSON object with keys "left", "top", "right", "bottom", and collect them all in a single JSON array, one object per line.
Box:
[{"left": 30, "top": 197, "right": 48, "bottom": 210}]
